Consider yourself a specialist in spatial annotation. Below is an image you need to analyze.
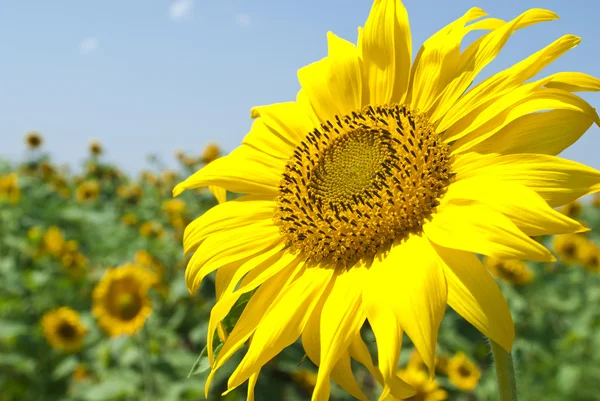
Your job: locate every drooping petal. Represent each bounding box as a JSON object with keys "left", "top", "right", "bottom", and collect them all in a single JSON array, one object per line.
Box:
[
  {"left": 454, "top": 153, "right": 600, "bottom": 207},
  {"left": 407, "top": 7, "right": 487, "bottom": 113},
  {"left": 545, "top": 71, "right": 600, "bottom": 93},
  {"left": 183, "top": 195, "right": 275, "bottom": 254},
  {"left": 432, "top": 244, "right": 514, "bottom": 351},
  {"left": 250, "top": 101, "right": 316, "bottom": 145},
  {"left": 298, "top": 32, "right": 363, "bottom": 123},
  {"left": 360, "top": 0, "right": 411, "bottom": 105},
  {"left": 375, "top": 235, "right": 448, "bottom": 374},
  {"left": 173, "top": 145, "right": 284, "bottom": 197},
  {"left": 226, "top": 266, "right": 335, "bottom": 391},
  {"left": 242, "top": 119, "right": 296, "bottom": 160},
  {"left": 312, "top": 268, "right": 368, "bottom": 401},
  {"left": 424, "top": 200, "right": 555, "bottom": 261},
  {"left": 434, "top": 33, "right": 579, "bottom": 129},
  {"left": 443, "top": 176, "right": 587, "bottom": 236},
  {"left": 466, "top": 109, "right": 595, "bottom": 156},
  {"left": 432, "top": 8, "right": 559, "bottom": 121}
]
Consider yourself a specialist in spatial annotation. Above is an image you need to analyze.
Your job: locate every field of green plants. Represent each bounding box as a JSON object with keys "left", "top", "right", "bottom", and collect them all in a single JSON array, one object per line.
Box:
[{"left": 1, "top": 136, "right": 599, "bottom": 401}]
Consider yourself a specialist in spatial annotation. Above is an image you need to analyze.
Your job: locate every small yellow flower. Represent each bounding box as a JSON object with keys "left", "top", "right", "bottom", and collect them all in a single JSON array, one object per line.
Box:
[
  {"left": 121, "top": 213, "right": 138, "bottom": 226},
  {"left": 447, "top": 352, "right": 481, "bottom": 392},
  {"left": 89, "top": 140, "right": 103, "bottom": 155},
  {"left": 41, "top": 307, "right": 87, "bottom": 352},
  {"left": 485, "top": 257, "right": 535, "bottom": 285},
  {"left": 392, "top": 368, "right": 447, "bottom": 401},
  {"left": 117, "top": 183, "right": 142, "bottom": 204},
  {"left": 161, "top": 170, "right": 178, "bottom": 186},
  {"left": 553, "top": 234, "right": 586, "bottom": 264},
  {"left": 42, "top": 226, "right": 65, "bottom": 257},
  {"left": 134, "top": 250, "right": 164, "bottom": 278},
  {"left": 72, "top": 364, "right": 89, "bottom": 381},
  {"left": 174, "top": 150, "right": 186, "bottom": 161},
  {"left": 0, "top": 173, "right": 20, "bottom": 204},
  {"left": 577, "top": 241, "right": 600, "bottom": 272},
  {"left": 434, "top": 354, "right": 450, "bottom": 376},
  {"left": 39, "top": 161, "right": 56, "bottom": 180},
  {"left": 61, "top": 243, "right": 88, "bottom": 279},
  {"left": 593, "top": 193, "right": 600, "bottom": 208},
  {"left": 201, "top": 143, "right": 221, "bottom": 164},
  {"left": 291, "top": 369, "right": 318, "bottom": 393},
  {"left": 162, "top": 198, "right": 186, "bottom": 215},
  {"left": 92, "top": 264, "right": 158, "bottom": 337},
  {"left": 407, "top": 349, "right": 425, "bottom": 371},
  {"left": 140, "top": 171, "right": 158, "bottom": 186},
  {"left": 560, "top": 200, "right": 582, "bottom": 219},
  {"left": 139, "top": 221, "right": 164, "bottom": 239},
  {"left": 25, "top": 131, "right": 43, "bottom": 149},
  {"left": 75, "top": 180, "right": 100, "bottom": 203}
]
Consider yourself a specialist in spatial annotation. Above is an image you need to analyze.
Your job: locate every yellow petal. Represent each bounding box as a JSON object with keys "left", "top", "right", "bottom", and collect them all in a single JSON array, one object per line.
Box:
[
  {"left": 208, "top": 185, "right": 227, "bottom": 204},
  {"left": 360, "top": 0, "right": 411, "bottom": 105},
  {"left": 454, "top": 152, "right": 600, "bottom": 207},
  {"left": 205, "top": 264, "right": 299, "bottom": 396},
  {"left": 247, "top": 369, "right": 260, "bottom": 401},
  {"left": 450, "top": 87, "right": 599, "bottom": 153},
  {"left": 467, "top": 109, "right": 595, "bottom": 156},
  {"left": 226, "top": 266, "right": 335, "bottom": 391},
  {"left": 242, "top": 119, "right": 295, "bottom": 160},
  {"left": 183, "top": 196, "right": 275, "bottom": 255},
  {"left": 173, "top": 145, "right": 284, "bottom": 197},
  {"left": 185, "top": 222, "right": 281, "bottom": 293},
  {"left": 443, "top": 176, "right": 587, "bottom": 236},
  {"left": 407, "top": 7, "right": 487, "bottom": 113},
  {"left": 545, "top": 72, "right": 600, "bottom": 93},
  {"left": 250, "top": 100, "right": 316, "bottom": 145},
  {"left": 424, "top": 200, "right": 555, "bottom": 262},
  {"left": 433, "top": 8, "right": 558, "bottom": 120},
  {"left": 312, "top": 268, "right": 367, "bottom": 401},
  {"left": 376, "top": 235, "right": 447, "bottom": 375},
  {"left": 435, "top": 34, "right": 581, "bottom": 131},
  {"left": 433, "top": 244, "right": 514, "bottom": 352},
  {"left": 297, "top": 32, "right": 363, "bottom": 123}
]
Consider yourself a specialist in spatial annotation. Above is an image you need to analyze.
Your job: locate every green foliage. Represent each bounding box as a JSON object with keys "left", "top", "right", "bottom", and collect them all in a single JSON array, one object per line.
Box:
[{"left": 1, "top": 151, "right": 599, "bottom": 401}]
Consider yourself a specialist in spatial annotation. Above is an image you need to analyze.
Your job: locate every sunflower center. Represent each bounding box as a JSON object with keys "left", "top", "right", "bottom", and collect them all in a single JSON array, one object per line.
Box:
[
  {"left": 117, "top": 291, "right": 142, "bottom": 320},
  {"left": 57, "top": 321, "right": 77, "bottom": 340},
  {"left": 458, "top": 365, "right": 472, "bottom": 377},
  {"left": 274, "top": 104, "right": 452, "bottom": 267}
]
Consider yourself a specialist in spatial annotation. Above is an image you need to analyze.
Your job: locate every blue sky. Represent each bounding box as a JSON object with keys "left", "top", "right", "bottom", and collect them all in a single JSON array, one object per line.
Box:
[{"left": 0, "top": 0, "right": 598, "bottom": 174}]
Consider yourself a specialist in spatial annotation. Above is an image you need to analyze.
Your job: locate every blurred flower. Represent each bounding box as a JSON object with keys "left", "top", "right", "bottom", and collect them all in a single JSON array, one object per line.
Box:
[
  {"left": 42, "top": 226, "right": 65, "bottom": 257},
  {"left": 140, "top": 171, "right": 159, "bottom": 186},
  {"left": 135, "top": 250, "right": 164, "bottom": 278},
  {"left": 291, "top": 369, "right": 318, "bottom": 393},
  {"left": 0, "top": 173, "right": 20, "bottom": 204},
  {"left": 39, "top": 161, "right": 56, "bottom": 181},
  {"left": 393, "top": 368, "right": 447, "bottom": 401},
  {"left": 174, "top": 150, "right": 186, "bottom": 161},
  {"left": 201, "top": 143, "right": 221, "bottom": 164},
  {"left": 577, "top": 241, "right": 600, "bottom": 272},
  {"left": 447, "top": 352, "right": 480, "bottom": 392},
  {"left": 161, "top": 170, "right": 178, "bottom": 186},
  {"left": 75, "top": 180, "right": 100, "bottom": 203},
  {"left": 41, "top": 307, "right": 87, "bottom": 352},
  {"left": 553, "top": 234, "right": 586, "bottom": 264},
  {"left": 25, "top": 131, "right": 43, "bottom": 149},
  {"left": 139, "top": 221, "right": 164, "bottom": 239},
  {"left": 92, "top": 263, "right": 158, "bottom": 337},
  {"left": 117, "top": 183, "right": 142, "bottom": 204},
  {"left": 162, "top": 198, "right": 186, "bottom": 215},
  {"left": 407, "top": 349, "right": 425, "bottom": 372},
  {"left": 485, "top": 257, "right": 534, "bottom": 285},
  {"left": 560, "top": 200, "right": 581, "bottom": 219},
  {"left": 72, "top": 364, "right": 89, "bottom": 382},
  {"left": 51, "top": 175, "right": 71, "bottom": 198},
  {"left": 593, "top": 193, "right": 600, "bottom": 208},
  {"left": 121, "top": 213, "right": 138, "bottom": 226},
  {"left": 61, "top": 240, "right": 88, "bottom": 279},
  {"left": 434, "top": 354, "right": 450, "bottom": 376},
  {"left": 89, "top": 140, "right": 103, "bottom": 156}
]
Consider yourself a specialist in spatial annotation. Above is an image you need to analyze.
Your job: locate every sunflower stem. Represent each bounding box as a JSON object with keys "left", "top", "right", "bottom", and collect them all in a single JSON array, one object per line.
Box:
[
  {"left": 490, "top": 340, "right": 518, "bottom": 401},
  {"left": 138, "top": 327, "right": 154, "bottom": 401}
]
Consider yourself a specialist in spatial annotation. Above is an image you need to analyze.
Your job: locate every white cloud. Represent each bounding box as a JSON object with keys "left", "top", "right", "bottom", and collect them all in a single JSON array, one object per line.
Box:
[
  {"left": 234, "top": 13, "right": 251, "bottom": 27},
  {"left": 169, "top": 0, "right": 194, "bottom": 21},
  {"left": 79, "top": 38, "right": 98, "bottom": 55}
]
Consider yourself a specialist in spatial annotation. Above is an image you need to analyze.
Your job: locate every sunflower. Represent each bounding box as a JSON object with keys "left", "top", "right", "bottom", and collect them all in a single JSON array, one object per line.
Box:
[
  {"left": 92, "top": 263, "right": 158, "bottom": 337},
  {"left": 577, "top": 240, "right": 600, "bottom": 272},
  {"left": 121, "top": 213, "right": 138, "bottom": 226},
  {"left": 117, "top": 183, "right": 142, "bottom": 204},
  {"left": 485, "top": 257, "right": 534, "bottom": 285},
  {"left": 593, "top": 193, "right": 600, "bottom": 208},
  {"left": 0, "top": 173, "right": 20, "bottom": 204},
  {"left": 447, "top": 352, "right": 480, "bottom": 392},
  {"left": 75, "top": 180, "right": 100, "bottom": 203},
  {"left": 89, "top": 140, "right": 103, "bottom": 155},
  {"left": 25, "top": 131, "right": 43, "bottom": 149},
  {"left": 560, "top": 200, "right": 581, "bottom": 219},
  {"left": 553, "top": 233, "right": 586, "bottom": 264},
  {"left": 42, "top": 226, "right": 65, "bottom": 257},
  {"left": 201, "top": 143, "right": 222, "bottom": 164},
  {"left": 174, "top": 1, "right": 600, "bottom": 399},
  {"left": 434, "top": 354, "right": 450, "bottom": 376},
  {"left": 139, "top": 221, "right": 164, "bottom": 239},
  {"left": 41, "top": 307, "right": 87, "bottom": 352},
  {"left": 393, "top": 368, "right": 447, "bottom": 401}
]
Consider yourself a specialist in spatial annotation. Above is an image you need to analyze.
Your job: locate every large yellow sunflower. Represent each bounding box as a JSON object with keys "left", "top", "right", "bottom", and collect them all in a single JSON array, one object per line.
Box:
[
  {"left": 175, "top": 1, "right": 600, "bottom": 399},
  {"left": 92, "top": 264, "right": 158, "bottom": 337},
  {"left": 41, "top": 307, "right": 87, "bottom": 352}
]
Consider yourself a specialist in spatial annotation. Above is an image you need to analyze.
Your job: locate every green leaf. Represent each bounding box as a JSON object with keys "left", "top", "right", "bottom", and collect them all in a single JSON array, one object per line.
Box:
[
  {"left": 187, "top": 345, "right": 209, "bottom": 378},
  {"left": 52, "top": 356, "right": 78, "bottom": 380}
]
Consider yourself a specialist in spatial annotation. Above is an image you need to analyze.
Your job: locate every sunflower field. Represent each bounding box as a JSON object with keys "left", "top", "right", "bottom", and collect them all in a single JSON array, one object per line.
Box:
[{"left": 0, "top": 136, "right": 598, "bottom": 401}]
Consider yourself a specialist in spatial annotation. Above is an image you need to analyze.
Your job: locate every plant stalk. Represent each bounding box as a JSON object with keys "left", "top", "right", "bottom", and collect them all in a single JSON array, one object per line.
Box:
[{"left": 490, "top": 340, "right": 518, "bottom": 401}]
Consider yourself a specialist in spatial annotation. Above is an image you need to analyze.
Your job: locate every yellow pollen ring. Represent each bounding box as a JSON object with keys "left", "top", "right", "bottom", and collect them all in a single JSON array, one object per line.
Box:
[{"left": 274, "top": 104, "right": 453, "bottom": 267}]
